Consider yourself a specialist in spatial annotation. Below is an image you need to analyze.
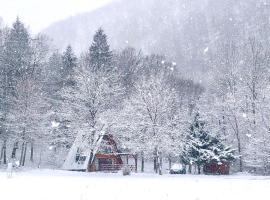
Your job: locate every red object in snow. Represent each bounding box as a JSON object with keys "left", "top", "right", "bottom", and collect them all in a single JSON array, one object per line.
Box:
[{"left": 203, "top": 162, "right": 230, "bottom": 175}]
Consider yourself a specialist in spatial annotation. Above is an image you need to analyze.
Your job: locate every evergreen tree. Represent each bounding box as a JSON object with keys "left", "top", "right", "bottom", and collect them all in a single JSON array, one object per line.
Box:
[
  {"left": 45, "top": 52, "right": 64, "bottom": 94},
  {"left": 46, "top": 47, "right": 77, "bottom": 156},
  {"left": 0, "top": 25, "right": 9, "bottom": 164},
  {"left": 88, "top": 28, "right": 112, "bottom": 72},
  {"left": 61, "top": 45, "right": 77, "bottom": 87},
  {"left": 185, "top": 113, "right": 236, "bottom": 174},
  {"left": 0, "top": 18, "right": 31, "bottom": 164},
  {"left": 3, "top": 17, "right": 32, "bottom": 79}
]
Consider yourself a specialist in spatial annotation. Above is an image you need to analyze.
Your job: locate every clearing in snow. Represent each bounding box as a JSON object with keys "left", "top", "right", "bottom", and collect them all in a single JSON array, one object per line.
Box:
[{"left": 0, "top": 169, "right": 269, "bottom": 200}]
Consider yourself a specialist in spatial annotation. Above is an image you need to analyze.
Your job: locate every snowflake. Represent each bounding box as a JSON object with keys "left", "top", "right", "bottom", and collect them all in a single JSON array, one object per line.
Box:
[
  {"left": 51, "top": 121, "right": 60, "bottom": 128},
  {"left": 204, "top": 47, "right": 209, "bottom": 54}
]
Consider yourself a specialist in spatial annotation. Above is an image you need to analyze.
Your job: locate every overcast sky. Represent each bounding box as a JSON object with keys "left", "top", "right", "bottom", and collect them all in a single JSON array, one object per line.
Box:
[{"left": 0, "top": 0, "right": 117, "bottom": 33}]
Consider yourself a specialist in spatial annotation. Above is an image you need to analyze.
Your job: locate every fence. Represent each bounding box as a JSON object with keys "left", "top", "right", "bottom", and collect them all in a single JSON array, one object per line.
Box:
[{"left": 99, "top": 164, "right": 135, "bottom": 172}]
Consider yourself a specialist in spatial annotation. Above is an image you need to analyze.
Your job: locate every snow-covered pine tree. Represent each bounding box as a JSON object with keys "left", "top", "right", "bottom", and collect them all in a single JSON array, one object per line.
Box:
[
  {"left": 0, "top": 25, "right": 10, "bottom": 165},
  {"left": 185, "top": 113, "right": 236, "bottom": 174},
  {"left": 3, "top": 17, "right": 32, "bottom": 81},
  {"left": 9, "top": 26, "right": 51, "bottom": 166},
  {"left": 0, "top": 18, "right": 32, "bottom": 165},
  {"left": 45, "top": 52, "right": 64, "bottom": 94},
  {"left": 88, "top": 28, "right": 113, "bottom": 72},
  {"left": 61, "top": 45, "right": 77, "bottom": 87}
]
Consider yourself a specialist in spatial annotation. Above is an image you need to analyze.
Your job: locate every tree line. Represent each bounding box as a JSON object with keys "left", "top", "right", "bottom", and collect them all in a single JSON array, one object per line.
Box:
[{"left": 0, "top": 16, "right": 269, "bottom": 175}]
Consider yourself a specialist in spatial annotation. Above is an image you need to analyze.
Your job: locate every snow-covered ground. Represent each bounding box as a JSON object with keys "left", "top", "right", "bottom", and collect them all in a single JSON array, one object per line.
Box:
[{"left": 1, "top": 169, "right": 270, "bottom": 200}]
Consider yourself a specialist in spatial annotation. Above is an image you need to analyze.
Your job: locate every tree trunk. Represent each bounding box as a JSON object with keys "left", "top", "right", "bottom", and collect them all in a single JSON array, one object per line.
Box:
[
  {"left": 20, "top": 142, "right": 25, "bottom": 166},
  {"left": 198, "top": 165, "right": 201, "bottom": 174},
  {"left": 154, "top": 148, "right": 158, "bottom": 173},
  {"left": 2, "top": 140, "right": 7, "bottom": 164},
  {"left": 38, "top": 149, "right": 42, "bottom": 168},
  {"left": 30, "top": 143, "right": 34, "bottom": 162},
  {"left": 188, "top": 164, "right": 192, "bottom": 174},
  {"left": 154, "top": 157, "right": 157, "bottom": 173},
  {"left": 234, "top": 117, "right": 243, "bottom": 172},
  {"left": 0, "top": 144, "right": 3, "bottom": 164},
  {"left": 22, "top": 143, "right": 27, "bottom": 166},
  {"left": 141, "top": 151, "right": 144, "bottom": 172},
  {"left": 239, "top": 153, "right": 243, "bottom": 172},
  {"left": 11, "top": 141, "right": 18, "bottom": 159},
  {"left": 168, "top": 154, "right": 172, "bottom": 169},
  {"left": 158, "top": 151, "right": 162, "bottom": 175},
  {"left": 87, "top": 150, "right": 94, "bottom": 172},
  {"left": 134, "top": 154, "right": 138, "bottom": 173}
]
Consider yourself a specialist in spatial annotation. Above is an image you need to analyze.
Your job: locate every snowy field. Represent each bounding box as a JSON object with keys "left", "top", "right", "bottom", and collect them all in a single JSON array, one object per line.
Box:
[{"left": 1, "top": 169, "right": 270, "bottom": 200}]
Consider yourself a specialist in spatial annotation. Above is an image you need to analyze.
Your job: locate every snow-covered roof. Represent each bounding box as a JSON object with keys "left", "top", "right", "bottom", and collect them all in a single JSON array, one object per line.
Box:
[{"left": 62, "top": 134, "right": 91, "bottom": 170}]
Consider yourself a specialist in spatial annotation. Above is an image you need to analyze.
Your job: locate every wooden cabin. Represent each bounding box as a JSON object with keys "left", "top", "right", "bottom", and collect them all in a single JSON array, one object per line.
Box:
[
  {"left": 87, "top": 134, "right": 124, "bottom": 172},
  {"left": 63, "top": 134, "right": 136, "bottom": 172}
]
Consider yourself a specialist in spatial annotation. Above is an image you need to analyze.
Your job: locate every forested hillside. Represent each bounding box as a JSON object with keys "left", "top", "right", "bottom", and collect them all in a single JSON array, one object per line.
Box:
[
  {"left": 0, "top": 0, "right": 270, "bottom": 175},
  {"left": 44, "top": 0, "right": 270, "bottom": 80}
]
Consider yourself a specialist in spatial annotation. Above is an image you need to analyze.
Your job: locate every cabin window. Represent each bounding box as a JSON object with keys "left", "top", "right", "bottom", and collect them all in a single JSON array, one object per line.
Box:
[
  {"left": 104, "top": 146, "right": 112, "bottom": 153},
  {"left": 78, "top": 156, "right": 86, "bottom": 165},
  {"left": 99, "top": 142, "right": 113, "bottom": 153},
  {"left": 75, "top": 148, "right": 80, "bottom": 162},
  {"left": 75, "top": 154, "right": 80, "bottom": 162},
  {"left": 75, "top": 148, "right": 85, "bottom": 164}
]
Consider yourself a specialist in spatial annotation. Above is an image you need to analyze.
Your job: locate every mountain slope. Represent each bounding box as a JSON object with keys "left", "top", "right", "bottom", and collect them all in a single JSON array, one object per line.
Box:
[
  {"left": 44, "top": 0, "right": 205, "bottom": 55},
  {"left": 43, "top": 0, "right": 270, "bottom": 80}
]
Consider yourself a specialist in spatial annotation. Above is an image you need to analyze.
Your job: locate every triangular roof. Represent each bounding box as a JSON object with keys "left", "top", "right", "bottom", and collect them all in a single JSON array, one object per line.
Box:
[
  {"left": 62, "top": 133, "right": 119, "bottom": 171},
  {"left": 62, "top": 134, "right": 90, "bottom": 170}
]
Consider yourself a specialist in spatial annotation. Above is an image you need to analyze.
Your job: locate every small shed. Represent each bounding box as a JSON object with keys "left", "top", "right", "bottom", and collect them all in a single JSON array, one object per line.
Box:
[{"left": 203, "top": 161, "right": 230, "bottom": 175}]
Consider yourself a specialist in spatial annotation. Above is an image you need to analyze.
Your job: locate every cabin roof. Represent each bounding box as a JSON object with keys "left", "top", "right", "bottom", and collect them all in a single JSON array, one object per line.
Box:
[{"left": 62, "top": 133, "right": 133, "bottom": 171}]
